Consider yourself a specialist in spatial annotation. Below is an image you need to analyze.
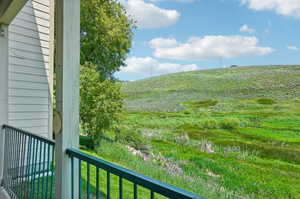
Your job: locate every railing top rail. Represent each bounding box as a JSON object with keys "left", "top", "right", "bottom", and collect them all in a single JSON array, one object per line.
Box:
[
  {"left": 2, "top": 124, "right": 55, "bottom": 145},
  {"left": 66, "top": 148, "right": 205, "bottom": 199}
]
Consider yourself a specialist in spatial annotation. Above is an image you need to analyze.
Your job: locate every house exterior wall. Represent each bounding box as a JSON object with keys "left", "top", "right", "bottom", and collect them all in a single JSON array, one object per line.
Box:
[{"left": 7, "top": 0, "right": 54, "bottom": 138}]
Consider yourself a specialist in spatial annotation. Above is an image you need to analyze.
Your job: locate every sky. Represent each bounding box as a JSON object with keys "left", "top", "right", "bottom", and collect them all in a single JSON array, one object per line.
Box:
[{"left": 115, "top": 0, "right": 300, "bottom": 81}]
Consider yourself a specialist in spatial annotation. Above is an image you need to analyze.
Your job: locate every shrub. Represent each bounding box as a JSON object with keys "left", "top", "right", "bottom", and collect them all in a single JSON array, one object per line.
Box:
[
  {"left": 219, "top": 118, "right": 240, "bottom": 130},
  {"left": 80, "top": 63, "right": 123, "bottom": 148},
  {"left": 178, "top": 123, "right": 199, "bottom": 132},
  {"left": 184, "top": 99, "right": 218, "bottom": 108},
  {"left": 117, "top": 126, "right": 149, "bottom": 153},
  {"left": 182, "top": 109, "right": 192, "bottom": 115},
  {"left": 294, "top": 98, "right": 300, "bottom": 103},
  {"left": 199, "top": 118, "right": 219, "bottom": 129},
  {"left": 80, "top": 135, "right": 94, "bottom": 149},
  {"left": 257, "top": 98, "right": 276, "bottom": 105},
  {"left": 248, "top": 117, "right": 262, "bottom": 127}
]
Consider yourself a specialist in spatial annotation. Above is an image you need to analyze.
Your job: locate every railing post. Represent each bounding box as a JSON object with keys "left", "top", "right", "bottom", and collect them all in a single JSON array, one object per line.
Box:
[
  {"left": 55, "top": 0, "right": 80, "bottom": 198},
  {"left": 0, "top": 24, "right": 8, "bottom": 185}
]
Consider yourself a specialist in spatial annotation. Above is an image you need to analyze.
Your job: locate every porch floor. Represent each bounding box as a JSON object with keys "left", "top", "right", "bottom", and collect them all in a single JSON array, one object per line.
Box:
[{"left": 0, "top": 188, "right": 10, "bottom": 199}]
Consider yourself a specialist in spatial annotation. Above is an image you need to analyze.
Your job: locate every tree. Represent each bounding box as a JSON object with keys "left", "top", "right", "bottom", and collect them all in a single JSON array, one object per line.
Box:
[
  {"left": 80, "top": 63, "right": 123, "bottom": 147},
  {"left": 79, "top": 0, "right": 134, "bottom": 147},
  {"left": 81, "top": 0, "right": 135, "bottom": 80}
]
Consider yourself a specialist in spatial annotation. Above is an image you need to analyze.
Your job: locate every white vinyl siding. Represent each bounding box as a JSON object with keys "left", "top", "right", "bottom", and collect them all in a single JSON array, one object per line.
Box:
[{"left": 8, "top": 0, "right": 53, "bottom": 138}]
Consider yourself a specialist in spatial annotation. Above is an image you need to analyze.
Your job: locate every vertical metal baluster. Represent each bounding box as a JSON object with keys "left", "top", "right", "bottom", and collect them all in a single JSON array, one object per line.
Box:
[
  {"left": 4, "top": 128, "right": 9, "bottom": 192},
  {"left": 37, "top": 140, "right": 43, "bottom": 198},
  {"left": 30, "top": 138, "right": 37, "bottom": 199},
  {"left": 20, "top": 131, "right": 24, "bottom": 197},
  {"left": 19, "top": 132, "right": 26, "bottom": 198},
  {"left": 16, "top": 130, "right": 21, "bottom": 195},
  {"left": 33, "top": 139, "right": 40, "bottom": 198},
  {"left": 3, "top": 127, "right": 9, "bottom": 189},
  {"left": 96, "top": 167, "right": 99, "bottom": 199},
  {"left": 9, "top": 128, "right": 14, "bottom": 191},
  {"left": 8, "top": 128, "right": 13, "bottom": 191},
  {"left": 14, "top": 130, "right": 20, "bottom": 197},
  {"left": 107, "top": 172, "right": 110, "bottom": 199},
  {"left": 50, "top": 145, "right": 55, "bottom": 199},
  {"left": 7, "top": 128, "right": 12, "bottom": 191},
  {"left": 150, "top": 191, "right": 154, "bottom": 199},
  {"left": 3, "top": 128, "right": 10, "bottom": 189},
  {"left": 16, "top": 129, "right": 21, "bottom": 195},
  {"left": 11, "top": 129, "right": 16, "bottom": 192},
  {"left": 71, "top": 156, "right": 74, "bottom": 199},
  {"left": 17, "top": 130, "right": 22, "bottom": 197},
  {"left": 87, "top": 163, "right": 90, "bottom": 199},
  {"left": 11, "top": 129, "right": 17, "bottom": 193},
  {"left": 9, "top": 129, "right": 14, "bottom": 194},
  {"left": 28, "top": 137, "right": 34, "bottom": 197},
  {"left": 0, "top": 126, "right": 7, "bottom": 188},
  {"left": 79, "top": 159, "right": 82, "bottom": 199},
  {"left": 41, "top": 142, "right": 46, "bottom": 199},
  {"left": 26, "top": 136, "right": 32, "bottom": 198},
  {"left": 119, "top": 177, "right": 123, "bottom": 199},
  {"left": 134, "top": 183, "right": 137, "bottom": 199},
  {"left": 45, "top": 144, "right": 50, "bottom": 199}
]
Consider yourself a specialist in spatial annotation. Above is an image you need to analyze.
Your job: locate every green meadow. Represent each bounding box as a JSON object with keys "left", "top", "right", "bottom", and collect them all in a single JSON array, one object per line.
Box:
[{"left": 82, "top": 65, "right": 300, "bottom": 199}]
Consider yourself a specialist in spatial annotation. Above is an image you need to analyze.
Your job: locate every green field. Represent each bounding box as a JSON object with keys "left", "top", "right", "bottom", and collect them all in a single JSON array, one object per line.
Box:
[{"left": 84, "top": 65, "right": 300, "bottom": 199}]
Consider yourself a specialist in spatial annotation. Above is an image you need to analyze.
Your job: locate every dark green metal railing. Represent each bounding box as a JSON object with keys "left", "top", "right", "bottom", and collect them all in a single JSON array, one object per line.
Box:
[
  {"left": 2, "top": 125, "right": 55, "bottom": 199},
  {"left": 2, "top": 125, "right": 205, "bottom": 198},
  {"left": 67, "top": 148, "right": 205, "bottom": 199}
]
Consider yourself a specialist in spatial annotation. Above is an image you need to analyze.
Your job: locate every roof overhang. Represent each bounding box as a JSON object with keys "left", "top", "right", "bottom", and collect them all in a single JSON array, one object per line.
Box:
[{"left": 0, "top": 0, "right": 28, "bottom": 24}]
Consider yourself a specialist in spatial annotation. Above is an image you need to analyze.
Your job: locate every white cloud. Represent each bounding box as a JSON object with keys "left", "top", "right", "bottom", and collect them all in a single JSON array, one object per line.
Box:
[
  {"left": 287, "top": 46, "right": 299, "bottom": 51},
  {"left": 149, "top": 35, "right": 274, "bottom": 61},
  {"left": 119, "top": 57, "right": 198, "bottom": 75},
  {"left": 149, "top": 38, "right": 178, "bottom": 48},
  {"left": 240, "top": 24, "right": 255, "bottom": 33},
  {"left": 120, "top": 0, "right": 180, "bottom": 29},
  {"left": 241, "top": 0, "right": 300, "bottom": 18}
]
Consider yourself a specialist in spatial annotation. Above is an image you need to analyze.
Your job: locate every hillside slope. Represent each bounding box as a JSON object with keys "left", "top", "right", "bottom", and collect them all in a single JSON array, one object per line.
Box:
[
  {"left": 122, "top": 65, "right": 300, "bottom": 111},
  {"left": 117, "top": 65, "right": 300, "bottom": 198}
]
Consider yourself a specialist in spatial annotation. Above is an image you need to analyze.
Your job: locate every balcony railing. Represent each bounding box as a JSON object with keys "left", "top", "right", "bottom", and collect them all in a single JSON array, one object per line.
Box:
[
  {"left": 67, "top": 148, "right": 204, "bottom": 199},
  {"left": 1, "top": 125, "right": 205, "bottom": 199},
  {"left": 2, "top": 125, "right": 55, "bottom": 199}
]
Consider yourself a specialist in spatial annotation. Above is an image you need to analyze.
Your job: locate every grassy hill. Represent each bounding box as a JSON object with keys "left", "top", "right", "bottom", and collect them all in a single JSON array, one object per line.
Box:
[
  {"left": 83, "top": 65, "right": 300, "bottom": 199},
  {"left": 118, "top": 65, "right": 300, "bottom": 198},
  {"left": 122, "top": 65, "right": 300, "bottom": 111}
]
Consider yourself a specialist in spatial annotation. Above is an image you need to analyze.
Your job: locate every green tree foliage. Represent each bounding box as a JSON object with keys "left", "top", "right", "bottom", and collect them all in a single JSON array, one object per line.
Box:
[
  {"left": 79, "top": 0, "right": 134, "bottom": 147},
  {"left": 80, "top": 63, "right": 123, "bottom": 147},
  {"left": 81, "top": 0, "right": 134, "bottom": 80}
]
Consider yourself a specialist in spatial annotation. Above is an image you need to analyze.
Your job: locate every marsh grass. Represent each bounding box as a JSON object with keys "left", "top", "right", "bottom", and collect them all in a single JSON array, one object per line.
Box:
[
  {"left": 84, "top": 65, "right": 300, "bottom": 198},
  {"left": 89, "top": 100, "right": 300, "bottom": 198},
  {"left": 257, "top": 98, "right": 276, "bottom": 105},
  {"left": 183, "top": 99, "right": 219, "bottom": 108},
  {"left": 218, "top": 118, "right": 241, "bottom": 130}
]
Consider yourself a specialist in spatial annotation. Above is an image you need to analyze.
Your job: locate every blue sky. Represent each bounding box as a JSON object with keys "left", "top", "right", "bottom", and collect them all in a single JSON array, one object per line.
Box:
[{"left": 115, "top": 0, "right": 300, "bottom": 80}]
